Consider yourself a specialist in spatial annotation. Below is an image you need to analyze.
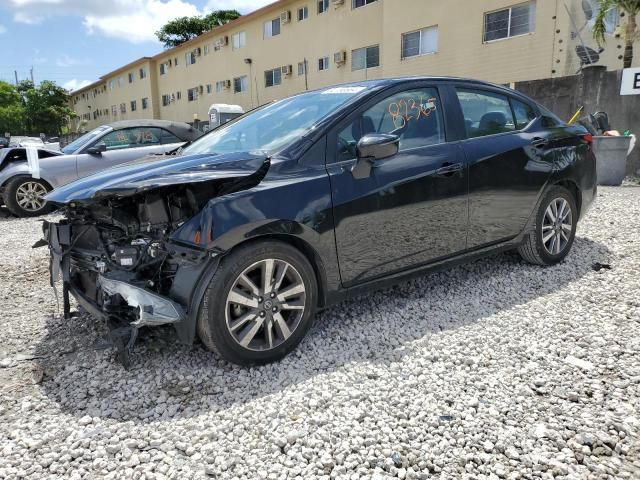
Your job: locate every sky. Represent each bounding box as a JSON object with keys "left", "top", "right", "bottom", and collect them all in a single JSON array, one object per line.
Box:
[{"left": 0, "top": 0, "right": 274, "bottom": 91}]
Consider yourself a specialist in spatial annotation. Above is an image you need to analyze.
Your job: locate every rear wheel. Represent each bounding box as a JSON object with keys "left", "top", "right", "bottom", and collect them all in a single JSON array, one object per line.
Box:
[
  {"left": 518, "top": 186, "right": 577, "bottom": 265},
  {"left": 4, "top": 176, "right": 52, "bottom": 217},
  {"left": 197, "top": 240, "right": 317, "bottom": 365}
]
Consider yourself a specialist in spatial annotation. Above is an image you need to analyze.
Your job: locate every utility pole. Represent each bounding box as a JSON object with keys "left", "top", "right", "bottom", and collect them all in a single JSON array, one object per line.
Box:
[
  {"left": 30, "top": 66, "right": 34, "bottom": 84},
  {"left": 14, "top": 70, "right": 18, "bottom": 85},
  {"left": 304, "top": 58, "right": 309, "bottom": 91}
]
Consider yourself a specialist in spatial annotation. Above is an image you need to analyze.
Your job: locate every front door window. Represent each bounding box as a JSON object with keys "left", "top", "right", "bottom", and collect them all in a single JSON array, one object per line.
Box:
[{"left": 337, "top": 87, "right": 445, "bottom": 162}]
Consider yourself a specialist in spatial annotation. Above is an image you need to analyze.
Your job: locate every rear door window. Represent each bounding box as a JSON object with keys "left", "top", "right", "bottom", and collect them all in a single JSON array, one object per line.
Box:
[{"left": 456, "top": 89, "right": 516, "bottom": 138}]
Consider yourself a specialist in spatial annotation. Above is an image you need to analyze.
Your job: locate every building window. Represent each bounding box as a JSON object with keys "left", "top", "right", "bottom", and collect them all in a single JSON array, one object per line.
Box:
[
  {"left": 162, "top": 94, "right": 170, "bottom": 107},
  {"left": 108, "top": 80, "right": 115, "bottom": 90},
  {"left": 174, "top": 57, "right": 178, "bottom": 66},
  {"left": 160, "top": 63, "right": 167, "bottom": 75},
  {"left": 318, "top": 56, "right": 329, "bottom": 71},
  {"left": 142, "top": 98, "right": 149, "bottom": 110},
  {"left": 188, "top": 87, "right": 198, "bottom": 102},
  {"left": 353, "top": 0, "right": 377, "bottom": 8},
  {"left": 298, "top": 61, "right": 307, "bottom": 76},
  {"left": 186, "top": 51, "right": 197, "bottom": 66},
  {"left": 232, "top": 31, "right": 246, "bottom": 49},
  {"left": 176, "top": 91, "right": 182, "bottom": 100},
  {"left": 264, "top": 17, "right": 281, "bottom": 38},
  {"left": 128, "top": 73, "right": 134, "bottom": 83},
  {"left": 298, "top": 6, "right": 309, "bottom": 21},
  {"left": 352, "top": 45, "right": 380, "bottom": 70},
  {"left": 118, "top": 76, "right": 124, "bottom": 87},
  {"left": 206, "top": 84, "right": 212, "bottom": 94},
  {"left": 204, "top": 44, "right": 210, "bottom": 55},
  {"left": 402, "top": 26, "right": 438, "bottom": 59},
  {"left": 130, "top": 100, "right": 137, "bottom": 112},
  {"left": 139, "top": 67, "right": 147, "bottom": 79},
  {"left": 318, "top": 0, "right": 329, "bottom": 13},
  {"left": 233, "top": 76, "right": 248, "bottom": 93},
  {"left": 216, "top": 80, "right": 227, "bottom": 92},
  {"left": 265, "top": 68, "right": 282, "bottom": 88},
  {"left": 484, "top": 2, "right": 536, "bottom": 42},
  {"left": 111, "top": 105, "right": 117, "bottom": 116},
  {"left": 120, "top": 103, "right": 126, "bottom": 114}
]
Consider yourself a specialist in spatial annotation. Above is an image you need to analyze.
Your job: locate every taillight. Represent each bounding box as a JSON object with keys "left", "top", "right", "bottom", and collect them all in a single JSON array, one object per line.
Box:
[{"left": 583, "top": 133, "right": 593, "bottom": 145}]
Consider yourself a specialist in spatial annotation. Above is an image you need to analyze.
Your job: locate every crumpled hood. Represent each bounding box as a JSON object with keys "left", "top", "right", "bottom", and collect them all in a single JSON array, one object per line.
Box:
[{"left": 45, "top": 151, "right": 270, "bottom": 205}]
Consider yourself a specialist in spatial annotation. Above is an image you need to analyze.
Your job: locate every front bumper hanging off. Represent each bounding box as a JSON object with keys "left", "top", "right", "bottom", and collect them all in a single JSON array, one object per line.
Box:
[{"left": 41, "top": 221, "right": 187, "bottom": 367}]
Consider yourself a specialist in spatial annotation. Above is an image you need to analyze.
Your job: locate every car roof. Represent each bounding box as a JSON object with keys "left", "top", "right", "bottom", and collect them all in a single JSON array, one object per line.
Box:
[
  {"left": 107, "top": 119, "right": 200, "bottom": 141},
  {"left": 323, "top": 76, "right": 525, "bottom": 98}
]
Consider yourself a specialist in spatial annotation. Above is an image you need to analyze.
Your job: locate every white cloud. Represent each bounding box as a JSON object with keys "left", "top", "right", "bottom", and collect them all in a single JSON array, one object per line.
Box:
[
  {"left": 204, "top": 0, "right": 275, "bottom": 14},
  {"left": 63, "top": 78, "right": 92, "bottom": 91},
  {"left": 55, "top": 54, "right": 89, "bottom": 67},
  {"left": 1, "top": 0, "right": 203, "bottom": 43},
  {"left": 84, "top": 0, "right": 200, "bottom": 43}
]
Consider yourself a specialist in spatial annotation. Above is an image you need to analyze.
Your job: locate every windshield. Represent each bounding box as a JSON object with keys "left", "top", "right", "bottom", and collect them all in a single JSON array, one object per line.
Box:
[
  {"left": 182, "top": 87, "right": 366, "bottom": 156},
  {"left": 62, "top": 125, "right": 111, "bottom": 154}
]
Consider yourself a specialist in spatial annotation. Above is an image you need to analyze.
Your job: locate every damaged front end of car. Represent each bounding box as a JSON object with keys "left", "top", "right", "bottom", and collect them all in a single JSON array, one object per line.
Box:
[{"left": 39, "top": 152, "right": 270, "bottom": 366}]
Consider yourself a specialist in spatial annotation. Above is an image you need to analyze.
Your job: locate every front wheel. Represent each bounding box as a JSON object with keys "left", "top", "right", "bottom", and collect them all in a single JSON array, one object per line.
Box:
[
  {"left": 3, "top": 176, "right": 52, "bottom": 217},
  {"left": 197, "top": 240, "right": 317, "bottom": 365},
  {"left": 518, "top": 185, "right": 577, "bottom": 265}
]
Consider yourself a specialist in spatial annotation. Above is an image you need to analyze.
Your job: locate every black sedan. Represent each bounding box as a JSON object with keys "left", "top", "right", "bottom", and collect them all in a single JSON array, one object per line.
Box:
[{"left": 42, "top": 77, "right": 596, "bottom": 366}]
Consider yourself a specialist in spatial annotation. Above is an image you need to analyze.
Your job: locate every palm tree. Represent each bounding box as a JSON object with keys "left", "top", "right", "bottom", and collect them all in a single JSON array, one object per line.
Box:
[{"left": 592, "top": 0, "right": 640, "bottom": 68}]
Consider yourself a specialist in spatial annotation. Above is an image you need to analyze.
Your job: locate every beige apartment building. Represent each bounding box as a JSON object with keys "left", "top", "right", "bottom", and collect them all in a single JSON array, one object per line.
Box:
[{"left": 70, "top": 0, "right": 634, "bottom": 131}]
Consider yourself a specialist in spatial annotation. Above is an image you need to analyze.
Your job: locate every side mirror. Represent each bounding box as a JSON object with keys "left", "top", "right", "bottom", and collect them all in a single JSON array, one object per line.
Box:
[
  {"left": 352, "top": 133, "right": 399, "bottom": 179},
  {"left": 86, "top": 144, "right": 106, "bottom": 155}
]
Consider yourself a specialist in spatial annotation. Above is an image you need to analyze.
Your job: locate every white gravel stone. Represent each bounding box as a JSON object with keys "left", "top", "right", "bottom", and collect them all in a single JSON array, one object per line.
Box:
[{"left": 1, "top": 187, "right": 640, "bottom": 479}]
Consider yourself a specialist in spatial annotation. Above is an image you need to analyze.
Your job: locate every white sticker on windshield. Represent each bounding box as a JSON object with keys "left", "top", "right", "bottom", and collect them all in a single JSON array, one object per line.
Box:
[{"left": 321, "top": 87, "right": 366, "bottom": 94}]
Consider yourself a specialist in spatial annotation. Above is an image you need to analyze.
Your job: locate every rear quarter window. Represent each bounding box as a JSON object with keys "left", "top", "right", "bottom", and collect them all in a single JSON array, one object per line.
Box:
[{"left": 511, "top": 99, "right": 537, "bottom": 129}]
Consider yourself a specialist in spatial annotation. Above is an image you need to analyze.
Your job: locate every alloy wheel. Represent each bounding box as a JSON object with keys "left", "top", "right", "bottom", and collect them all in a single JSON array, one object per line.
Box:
[
  {"left": 225, "top": 258, "right": 307, "bottom": 351},
  {"left": 541, "top": 197, "right": 573, "bottom": 255},
  {"left": 15, "top": 181, "right": 48, "bottom": 212}
]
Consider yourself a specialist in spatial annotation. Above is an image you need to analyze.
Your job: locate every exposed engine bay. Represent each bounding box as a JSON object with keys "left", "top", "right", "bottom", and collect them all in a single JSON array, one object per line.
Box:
[{"left": 40, "top": 154, "right": 270, "bottom": 366}]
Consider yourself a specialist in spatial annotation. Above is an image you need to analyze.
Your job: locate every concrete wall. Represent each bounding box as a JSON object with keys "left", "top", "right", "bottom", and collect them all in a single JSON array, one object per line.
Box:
[{"left": 515, "top": 66, "right": 640, "bottom": 175}]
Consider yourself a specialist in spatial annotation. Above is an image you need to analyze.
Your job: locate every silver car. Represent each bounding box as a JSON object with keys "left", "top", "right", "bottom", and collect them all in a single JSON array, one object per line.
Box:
[{"left": 0, "top": 120, "right": 201, "bottom": 217}]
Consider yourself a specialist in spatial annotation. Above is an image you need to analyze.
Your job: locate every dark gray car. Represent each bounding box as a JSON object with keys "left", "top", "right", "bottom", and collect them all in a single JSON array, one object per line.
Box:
[{"left": 0, "top": 120, "right": 201, "bottom": 217}]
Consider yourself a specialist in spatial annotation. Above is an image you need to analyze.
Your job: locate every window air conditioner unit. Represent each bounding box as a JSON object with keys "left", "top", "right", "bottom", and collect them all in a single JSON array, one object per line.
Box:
[
  {"left": 215, "top": 36, "right": 229, "bottom": 48},
  {"left": 334, "top": 50, "right": 346, "bottom": 64},
  {"left": 199, "top": 85, "right": 204, "bottom": 94},
  {"left": 332, "top": 0, "right": 344, "bottom": 5},
  {"left": 281, "top": 65, "right": 293, "bottom": 76},
  {"left": 224, "top": 80, "right": 232, "bottom": 89},
  {"left": 280, "top": 11, "right": 291, "bottom": 23}
]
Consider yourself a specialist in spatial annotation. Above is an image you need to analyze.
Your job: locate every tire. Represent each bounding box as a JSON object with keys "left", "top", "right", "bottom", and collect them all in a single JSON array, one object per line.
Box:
[
  {"left": 3, "top": 176, "right": 53, "bottom": 218},
  {"left": 518, "top": 185, "right": 578, "bottom": 266},
  {"left": 197, "top": 240, "right": 318, "bottom": 365}
]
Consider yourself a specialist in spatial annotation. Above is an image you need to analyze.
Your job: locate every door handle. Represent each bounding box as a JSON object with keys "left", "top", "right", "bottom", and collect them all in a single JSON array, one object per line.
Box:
[
  {"left": 435, "top": 162, "right": 463, "bottom": 176},
  {"left": 531, "top": 137, "right": 549, "bottom": 148}
]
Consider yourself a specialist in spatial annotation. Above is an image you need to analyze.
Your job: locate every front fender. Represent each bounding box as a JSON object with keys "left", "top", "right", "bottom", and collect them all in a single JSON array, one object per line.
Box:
[{"left": 170, "top": 163, "right": 342, "bottom": 301}]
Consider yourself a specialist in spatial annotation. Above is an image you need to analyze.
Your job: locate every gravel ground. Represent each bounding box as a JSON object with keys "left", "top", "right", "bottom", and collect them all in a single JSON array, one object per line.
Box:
[{"left": 0, "top": 186, "right": 639, "bottom": 480}]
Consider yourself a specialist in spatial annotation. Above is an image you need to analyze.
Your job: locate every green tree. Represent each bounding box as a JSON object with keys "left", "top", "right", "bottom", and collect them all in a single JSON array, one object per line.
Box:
[
  {"left": 15, "top": 80, "right": 74, "bottom": 135},
  {"left": 593, "top": 0, "right": 640, "bottom": 68},
  {"left": 156, "top": 10, "right": 241, "bottom": 48},
  {"left": 0, "top": 81, "right": 26, "bottom": 135}
]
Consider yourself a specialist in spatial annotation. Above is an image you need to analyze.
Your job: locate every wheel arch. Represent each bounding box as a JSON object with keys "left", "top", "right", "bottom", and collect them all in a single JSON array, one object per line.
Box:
[
  {"left": 1, "top": 173, "right": 54, "bottom": 191},
  {"left": 220, "top": 233, "right": 330, "bottom": 310},
  {"left": 552, "top": 179, "right": 582, "bottom": 216}
]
